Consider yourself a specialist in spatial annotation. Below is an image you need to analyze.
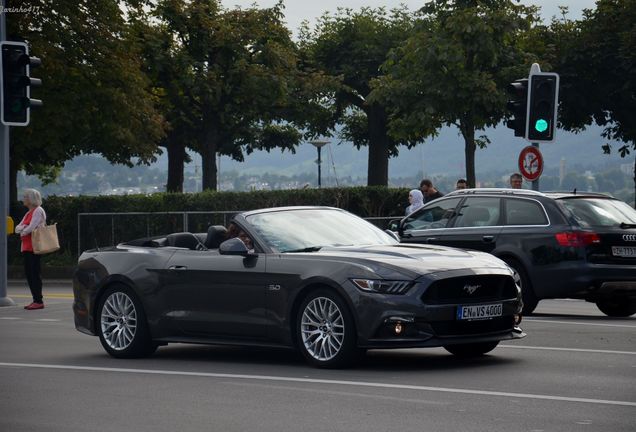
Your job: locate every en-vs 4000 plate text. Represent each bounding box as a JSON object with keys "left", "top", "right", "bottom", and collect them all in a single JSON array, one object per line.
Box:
[{"left": 457, "top": 303, "right": 502, "bottom": 320}]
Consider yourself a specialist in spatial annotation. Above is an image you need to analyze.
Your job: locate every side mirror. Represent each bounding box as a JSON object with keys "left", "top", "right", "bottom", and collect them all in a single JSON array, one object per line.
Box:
[
  {"left": 384, "top": 229, "right": 400, "bottom": 242},
  {"left": 387, "top": 218, "right": 401, "bottom": 231},
  {"left": 219, "top": 238, "right": 249, "bottom": 256}
]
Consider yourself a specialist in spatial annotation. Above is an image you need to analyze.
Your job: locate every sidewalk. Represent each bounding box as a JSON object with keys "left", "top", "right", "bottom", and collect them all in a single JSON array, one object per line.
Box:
[{"left": 7, "top": 279, "right": 73, "bottom": 288}]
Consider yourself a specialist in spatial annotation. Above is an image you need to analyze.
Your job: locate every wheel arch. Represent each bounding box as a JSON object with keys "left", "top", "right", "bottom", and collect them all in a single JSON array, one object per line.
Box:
[{"left": 494, "top": 251, "right": 537, "bottom": 295}]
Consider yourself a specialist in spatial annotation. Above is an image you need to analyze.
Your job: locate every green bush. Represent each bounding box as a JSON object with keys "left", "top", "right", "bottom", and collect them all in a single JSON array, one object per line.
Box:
[{"left": 9, "top": 186, "right": 410, "bottom": 261}]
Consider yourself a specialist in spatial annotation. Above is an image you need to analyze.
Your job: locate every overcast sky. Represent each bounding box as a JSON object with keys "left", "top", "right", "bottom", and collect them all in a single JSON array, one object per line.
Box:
[{"left": 221, "top": 0, "right": 599, "bottom": 35}]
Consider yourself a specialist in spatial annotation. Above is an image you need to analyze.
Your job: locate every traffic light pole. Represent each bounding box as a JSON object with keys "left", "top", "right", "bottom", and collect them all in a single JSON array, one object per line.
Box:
[
  {"left": 0, "top": 0, "right": 16, "bottom": 306},
  {"left": 0, "top": 0, "right": 12, "bottom": 305},
  {"left": 531, "top": 142, "right": 540, "bottom": 191}
]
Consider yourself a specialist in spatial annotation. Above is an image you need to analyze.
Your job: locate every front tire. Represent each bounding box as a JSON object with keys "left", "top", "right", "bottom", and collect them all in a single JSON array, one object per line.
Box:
[
  {"left": 502, "top": 257, "right": 538, "bottom": 315},
  {"left": 595, "top": 299, "right": 636, "bottom": 317},
  {"left": 296, "top": 289, "right": 359, "bottom": 368},
  {"left": 444, "top": 341, "right": 499, "bottom": 357},
  {"left": 97, "top": 285, "right": 157, "bottom": 358}
]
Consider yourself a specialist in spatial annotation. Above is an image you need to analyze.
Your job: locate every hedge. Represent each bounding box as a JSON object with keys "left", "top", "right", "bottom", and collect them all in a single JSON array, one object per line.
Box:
[{"left": 8, "top": 186, "right": 411, "bottom": 263}]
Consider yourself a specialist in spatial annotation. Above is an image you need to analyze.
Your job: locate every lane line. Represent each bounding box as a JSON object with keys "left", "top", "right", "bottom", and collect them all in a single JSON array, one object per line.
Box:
[
  {"left": 35, "top": 319, "right": 61, "bottom": 322},
  {"left": 499, "top": 345, "right": 636, "bottom": 356},
  {"left": 0, "top": 362, "right": 634, "bottom": 407},
  {"left": 525, "top": 319, "right": 636, "bottom": 328},
  {"left": 10, "top": 294, "right": 73, "bottom": 299},
  {"left": 0, "top": 317, "right": 21, "bottom": 320}
]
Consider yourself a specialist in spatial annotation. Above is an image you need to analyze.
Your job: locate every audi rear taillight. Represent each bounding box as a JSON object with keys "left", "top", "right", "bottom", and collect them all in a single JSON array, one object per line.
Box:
[{"left": 555, "top": 231, "right": 601, "bottom": 247}]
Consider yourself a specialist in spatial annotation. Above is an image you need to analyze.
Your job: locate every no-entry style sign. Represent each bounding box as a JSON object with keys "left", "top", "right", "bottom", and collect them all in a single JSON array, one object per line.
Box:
[{"left": 518, "top": 146, "right": 543, "bottom": 182}]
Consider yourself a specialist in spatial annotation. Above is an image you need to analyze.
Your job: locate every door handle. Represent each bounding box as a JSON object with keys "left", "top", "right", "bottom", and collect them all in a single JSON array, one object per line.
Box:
[
  {"left": 426, "top": 237, "right": 438, "bottom": 243},
  {"left": 168, "top": 265, "right": 188, "bottom": 271},
  {"left": 482, "top": 235, "right": 495, "bottom": 243}
]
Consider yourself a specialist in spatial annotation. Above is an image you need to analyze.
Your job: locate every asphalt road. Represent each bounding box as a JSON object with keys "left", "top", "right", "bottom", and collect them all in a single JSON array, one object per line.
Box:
[{"left": 1, "top": 281, "right": 635, "bottom": 432}]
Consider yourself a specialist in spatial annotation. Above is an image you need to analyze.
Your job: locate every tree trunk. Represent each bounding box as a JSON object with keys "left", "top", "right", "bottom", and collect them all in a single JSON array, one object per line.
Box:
[
  {"left": 201, "top": 142, "right": 217, "bottom": 191},
  {"left": 165, "top": 137, "right": 185, "bottom": 193},
  {"left": 459, "top": 118, "right": 477, "bottom": 188},
  {"left": 366, "top": 105, "right": 390, "bottom": 186},
  {"left": 200, "top": 113, "right": 219, "bottom": 191}
]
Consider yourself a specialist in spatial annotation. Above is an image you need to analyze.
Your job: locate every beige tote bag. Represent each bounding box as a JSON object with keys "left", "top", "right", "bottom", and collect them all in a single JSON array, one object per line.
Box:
[{"left": 32, "top": 223, "right": 60, "bottom": 255}]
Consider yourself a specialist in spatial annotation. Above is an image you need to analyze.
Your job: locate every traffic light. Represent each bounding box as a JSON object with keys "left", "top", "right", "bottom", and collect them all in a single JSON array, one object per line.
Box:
[
  {"left": 1, "top": 41, "right": 42, "bottom": 126},
  {"left": 526, "top": 72, "right": 559, "bottom": 142},
  {"left": 506, "top": 78, "right": 528, "bottom": 138}
]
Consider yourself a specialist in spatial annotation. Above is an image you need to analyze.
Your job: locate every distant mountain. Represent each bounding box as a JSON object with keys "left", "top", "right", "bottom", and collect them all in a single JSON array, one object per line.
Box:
[{"left": 183, "top": 123, "right": 630, "bottom": 181}]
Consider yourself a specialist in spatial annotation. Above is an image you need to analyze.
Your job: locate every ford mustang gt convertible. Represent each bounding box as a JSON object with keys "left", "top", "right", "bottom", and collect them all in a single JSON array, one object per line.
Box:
[{"left": 73, "top": 206, "right": 525, "bottom": 368}]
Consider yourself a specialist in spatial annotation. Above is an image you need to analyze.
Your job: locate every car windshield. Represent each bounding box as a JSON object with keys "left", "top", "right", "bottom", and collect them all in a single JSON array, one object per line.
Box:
[
  {"left": 245, "top": 208, "right": 398, "bottom": 253},
  {"left": 560, "top": 198, "right": 636, "bottom": 228}
]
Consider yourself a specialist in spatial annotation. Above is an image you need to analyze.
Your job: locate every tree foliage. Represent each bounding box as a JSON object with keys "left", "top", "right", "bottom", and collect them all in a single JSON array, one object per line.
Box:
[
  {"left": 7, "top": 0, "right": 165, "bottom": 200},
  {"left": 300, "top": 7, "right": 419, "bottom": 186},
  {"left": 375, "top": 0, "right": 537, "bottom": 187},
  {"left": 549, "top": 0, "right": 636, "bottom": 154},
  {"left": 152, "top": 0, "right": 306, "bottom": 191}
]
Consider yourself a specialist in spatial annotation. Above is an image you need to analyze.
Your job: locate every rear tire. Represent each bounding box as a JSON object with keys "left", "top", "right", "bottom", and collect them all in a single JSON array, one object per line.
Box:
[
  {"left": 444, "top": 341, "right": 499, "bottom": 357},
  {"left": 502, "top": 257, "right": 538, "bottom": 315},
  {"left": 296, "top": 289, "right": 359, "bottom": 368},
  {"left": 595, "top": 299, "right": 636, "bottom": 317},
  {"left": 97, "top": 285, "right": 157, "bottom": 358}
]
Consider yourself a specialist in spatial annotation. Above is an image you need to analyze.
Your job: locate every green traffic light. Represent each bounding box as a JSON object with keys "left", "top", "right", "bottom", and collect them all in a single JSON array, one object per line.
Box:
[{"left": 534, "top": 119, "right": 548, "bottom": 133}]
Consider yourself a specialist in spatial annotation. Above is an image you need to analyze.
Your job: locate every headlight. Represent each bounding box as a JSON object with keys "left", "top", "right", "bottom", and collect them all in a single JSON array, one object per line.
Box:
[{"left": 351, "top": 279, "right": 413, "bottom": 295}]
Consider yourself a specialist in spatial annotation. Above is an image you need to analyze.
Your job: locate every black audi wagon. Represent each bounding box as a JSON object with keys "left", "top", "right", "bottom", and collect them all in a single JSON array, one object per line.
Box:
[{"left": 396, "top": 189, "right": 636, "bottom": 317}]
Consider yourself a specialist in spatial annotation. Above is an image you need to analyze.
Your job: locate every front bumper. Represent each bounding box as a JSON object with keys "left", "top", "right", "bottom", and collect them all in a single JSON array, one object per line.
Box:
[{"left": 350, "top": 276, "right": 524, "bottom": 349}]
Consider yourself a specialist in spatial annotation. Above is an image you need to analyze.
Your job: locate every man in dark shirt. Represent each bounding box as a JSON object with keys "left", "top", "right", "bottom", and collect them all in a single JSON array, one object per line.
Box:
[{"left": 420, "top": 179, "right": 444, "bottom": 203}]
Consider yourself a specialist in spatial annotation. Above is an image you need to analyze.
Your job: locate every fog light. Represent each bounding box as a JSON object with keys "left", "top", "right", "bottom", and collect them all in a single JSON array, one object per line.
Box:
[
  {"left": 513, "top": 314, "right": 522, "bottom": 325},
  {"left": 394, "top": 321, "right": 403, "bottom": 335}
]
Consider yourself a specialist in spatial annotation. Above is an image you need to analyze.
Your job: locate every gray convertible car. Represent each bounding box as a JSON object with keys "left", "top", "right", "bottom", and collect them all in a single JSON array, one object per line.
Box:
[{"left": 73, "top": 206, "right": 525, "bottom": 368}]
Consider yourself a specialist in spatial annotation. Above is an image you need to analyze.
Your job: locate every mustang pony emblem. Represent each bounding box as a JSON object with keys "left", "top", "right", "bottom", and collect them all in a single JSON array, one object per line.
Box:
[{"left": 463, "top": 284, "right": 481, "bottom": 295}]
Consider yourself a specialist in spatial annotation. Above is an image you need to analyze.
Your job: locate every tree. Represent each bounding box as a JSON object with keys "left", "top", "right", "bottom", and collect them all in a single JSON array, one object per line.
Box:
[
  {"left": 300, "top": 7, "right": 421, "bottom": 186},
  {"left": 129, "top": 9, "right": 198, "bottom": 192},
  {"left": 154, "top": 0, "right": 305, "bottom": 191},
  {"left": 547, "top": 1, "right": 636, "bottom": 205},
  {"left": 7, "top": 0, "right": 165, "bottom": 202},
  {"left": 374, "top": 0, "right": 536, "bottom": 187}
]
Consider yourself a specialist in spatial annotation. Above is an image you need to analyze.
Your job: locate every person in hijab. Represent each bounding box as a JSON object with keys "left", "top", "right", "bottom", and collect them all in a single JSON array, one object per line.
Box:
[{"left": 405, "top": 189, "right": 424, "bottom": 215}]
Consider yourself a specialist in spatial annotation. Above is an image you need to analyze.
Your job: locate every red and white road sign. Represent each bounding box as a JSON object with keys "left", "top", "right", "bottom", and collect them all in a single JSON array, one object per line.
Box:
[{"left": 518, "top": 146, "right": 543, "bottom": 182}]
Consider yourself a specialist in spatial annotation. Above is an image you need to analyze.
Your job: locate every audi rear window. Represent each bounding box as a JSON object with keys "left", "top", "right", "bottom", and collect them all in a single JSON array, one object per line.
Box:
[{"left": 559, "top": 198, "right": 636, "bottom": 227}]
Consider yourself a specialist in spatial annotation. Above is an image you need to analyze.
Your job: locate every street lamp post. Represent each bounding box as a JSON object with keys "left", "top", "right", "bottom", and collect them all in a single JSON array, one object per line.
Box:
[{"left": 309, "top": 140, "right": 329, "bottom": 188}]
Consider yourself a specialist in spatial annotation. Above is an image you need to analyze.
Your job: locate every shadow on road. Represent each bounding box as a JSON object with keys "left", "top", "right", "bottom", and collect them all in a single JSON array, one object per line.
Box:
[{"left": 69, "top": 343, "right": 522, "bottom": 372}]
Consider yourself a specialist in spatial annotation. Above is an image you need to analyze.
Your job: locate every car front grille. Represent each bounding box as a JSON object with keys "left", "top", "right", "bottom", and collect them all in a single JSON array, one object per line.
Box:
[
  {"left": 421, "top": 275, "right": 517, "bottom": 305},
  {"left": 427, "top": 316, "right": 514, "bottom": 337}
]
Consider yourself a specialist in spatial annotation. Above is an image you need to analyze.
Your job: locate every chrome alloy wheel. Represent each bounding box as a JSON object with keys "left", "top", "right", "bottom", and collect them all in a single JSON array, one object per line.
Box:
[
  {"left": 301, "top": 297, "right": 345, "bottom": 362},
  {"left": 100, "top": 291, "right": 138, "bottom": 351}
]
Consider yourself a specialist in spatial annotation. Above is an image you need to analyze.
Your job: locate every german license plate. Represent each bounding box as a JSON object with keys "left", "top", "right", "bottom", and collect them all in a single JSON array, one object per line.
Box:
[
  {"left": 457, "top": 303, "right": 502, "bottom": 320},
  {"left": 612, "top": 246, "right": 636, "bottom": 257}
]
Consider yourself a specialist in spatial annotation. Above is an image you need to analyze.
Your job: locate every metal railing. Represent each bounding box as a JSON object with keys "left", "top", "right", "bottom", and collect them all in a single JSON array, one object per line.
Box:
[{"left": 77, "top": 211, "right": 398, "bottom": 254}]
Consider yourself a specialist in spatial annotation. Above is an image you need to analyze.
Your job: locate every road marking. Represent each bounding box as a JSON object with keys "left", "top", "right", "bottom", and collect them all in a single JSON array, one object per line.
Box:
[
  {"left": 0, "top": 317, "right": 21, "bottom": 320},
  {"left": 35, "top": 319, "right": 61, "bottom": 322},
  {"left": 0, "top": 362, "right": 634, "bottom": 407},
  {"left": 499, "top": 345, "right": 636, "bottom": 356},
  {"left": 525, "top": 318, "right": 636, "bottom": 328}
]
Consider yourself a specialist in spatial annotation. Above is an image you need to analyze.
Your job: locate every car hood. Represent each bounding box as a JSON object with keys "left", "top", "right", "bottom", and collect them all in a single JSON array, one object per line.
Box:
[{"left": 301, "top": 243, "right": 509, "bottom": 278}]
